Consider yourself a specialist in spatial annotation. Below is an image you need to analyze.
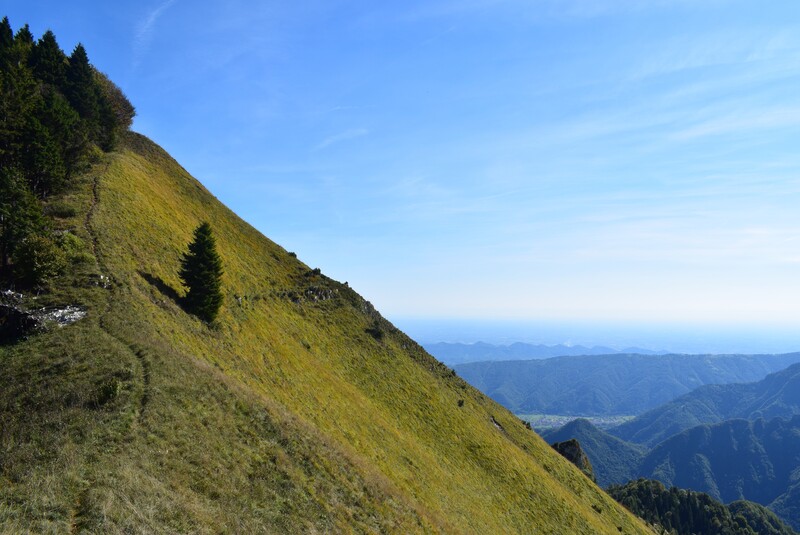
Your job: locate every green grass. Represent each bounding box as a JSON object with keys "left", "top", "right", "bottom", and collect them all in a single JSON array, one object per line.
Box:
[{"left": 0, "top": 132, "right": 654, "bottom": 534}]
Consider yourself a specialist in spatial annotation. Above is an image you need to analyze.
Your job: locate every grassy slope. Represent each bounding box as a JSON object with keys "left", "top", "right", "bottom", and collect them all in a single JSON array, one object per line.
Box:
[{"left": 0, "top": 133, "right": 652, "bottom": 534}]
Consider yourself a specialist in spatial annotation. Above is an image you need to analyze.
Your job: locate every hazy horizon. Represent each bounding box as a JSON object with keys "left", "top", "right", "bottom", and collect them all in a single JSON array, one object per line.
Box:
[{"left": 394, "top": 317, "right": 800, "bottom": 356}]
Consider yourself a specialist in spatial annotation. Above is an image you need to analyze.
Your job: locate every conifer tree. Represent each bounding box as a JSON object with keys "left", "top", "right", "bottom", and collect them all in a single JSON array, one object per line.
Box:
[
  {"left": 65, "top": 45, "right": 98, "bottom": 121},
  {"left": 14, "top": 24, "right": 33, "bottom": 48},
  {"left": 38, "top": 85, "right": 86, "bottom": 177},
  {"left": 0, "top": 17, "right": 13, "bottom": 64},
  {"left": 21, "top": 114, "right": 67, "bottom": 196},
  {"left": 29, "top": 30, "right": 67, "bottom": 89},
  {"left": 179, "top": 222, "right": 224, "bottom": 322},
  {"left": 0, "top": 60, "right": 38, "bottom": 168},
  {"left": 0, "top": 167, "right": 44, "bottom": 276}
]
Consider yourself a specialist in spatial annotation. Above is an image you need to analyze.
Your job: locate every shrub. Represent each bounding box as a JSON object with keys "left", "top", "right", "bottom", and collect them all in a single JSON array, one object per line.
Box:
[{"left": 13, "top": 234, "right": 66, "bottom": 286}]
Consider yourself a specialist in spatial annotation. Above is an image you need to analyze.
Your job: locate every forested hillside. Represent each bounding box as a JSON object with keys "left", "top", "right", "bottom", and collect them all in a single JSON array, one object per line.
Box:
[
  {"left": 543, "top": 367, "right": 800, "bottom": 529},
  {"left": 638, "top": 416, "right": 800, "bottom": 529},
  {"left": 608, "top": 479, "right": 796, "bottom": 535},
  {"left": 0, "top": 16, "right": 133, "bottom": 288},
  {"left": 610, "top": 362, "right": 800, "bottom": 447}
]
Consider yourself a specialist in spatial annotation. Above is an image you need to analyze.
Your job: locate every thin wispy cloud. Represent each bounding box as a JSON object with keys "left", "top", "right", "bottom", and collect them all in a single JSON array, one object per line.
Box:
[
  {"left": 671, "top": 106, "right": 800, "bottom": 141},
  {"left": 18, "top": 0, "right": 793, "bottom": 325},
  {"left": 314, "top": 128, "right": 369, "bottom": 151},
  {"left": 133, "top": 0, "right": 177, "bottom": 67}
]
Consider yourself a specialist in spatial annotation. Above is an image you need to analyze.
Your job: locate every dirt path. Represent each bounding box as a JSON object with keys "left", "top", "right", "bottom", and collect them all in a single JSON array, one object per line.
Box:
[{"left": 83, "top": 162, "right": 151, "bottom": 424}]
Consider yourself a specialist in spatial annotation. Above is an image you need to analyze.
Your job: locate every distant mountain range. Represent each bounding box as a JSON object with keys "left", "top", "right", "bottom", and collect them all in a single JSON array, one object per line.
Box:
[
  {"left": 543, "top": 364, "right": 800, "bottom": 529},
  {"left": 424, "top": 341, "right": 666, "bottom": 365},
  {"left": 610, "top": 361, "right": 800, "bottom": 447},
  {"left": 455, "top": 353, "right": 800, "bottom": 417},
  {"left": 641, "top": 416, "right": 800, "bottom": 520}
]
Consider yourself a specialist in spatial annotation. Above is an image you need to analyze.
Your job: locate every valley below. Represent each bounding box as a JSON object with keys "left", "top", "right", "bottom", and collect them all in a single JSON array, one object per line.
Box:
[{"left": 519, "top": 413, "right": 635, "bottom": 431}]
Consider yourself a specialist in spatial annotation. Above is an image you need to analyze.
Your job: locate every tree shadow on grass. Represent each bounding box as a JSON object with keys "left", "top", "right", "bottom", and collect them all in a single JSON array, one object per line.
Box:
[{"left": 138, "top": 271, "right": 182, "bottom": 304}]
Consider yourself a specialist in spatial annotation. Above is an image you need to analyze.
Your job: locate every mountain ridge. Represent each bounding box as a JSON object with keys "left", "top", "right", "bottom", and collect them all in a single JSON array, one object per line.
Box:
[
  {"left": 609, "top": 361, "right": 800, "bottom": 447},
  {"left": 455, "top": 353, "right": 800, "bottom": 417}
]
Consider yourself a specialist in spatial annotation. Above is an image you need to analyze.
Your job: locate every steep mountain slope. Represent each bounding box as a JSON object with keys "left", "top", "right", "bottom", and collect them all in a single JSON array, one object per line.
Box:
[
  {"left": 0, "top": 133, "right": 653, "bottom": 534},
  {"left": 542, "top": 419, "right": 646, "bottom": 487},
  {"left": 455, "top": 353, "right": 800, "bottom": 416},
  {"left": 610, "top": 363, "right": 800, "bottom": 447},
  {"left": 638, "top": 416, "right": 800, "bottom": 530}
]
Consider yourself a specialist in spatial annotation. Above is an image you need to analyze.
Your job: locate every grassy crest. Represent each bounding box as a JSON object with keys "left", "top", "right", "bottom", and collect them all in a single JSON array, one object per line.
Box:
[{"left": 0, "top": 132, "right": 652, "bottom": 534}]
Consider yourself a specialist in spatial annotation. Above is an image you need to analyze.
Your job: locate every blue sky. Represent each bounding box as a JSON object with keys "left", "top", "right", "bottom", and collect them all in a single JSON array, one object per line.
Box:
[{"left": 7, "top": 1, "right": 800, "bottom": 338}]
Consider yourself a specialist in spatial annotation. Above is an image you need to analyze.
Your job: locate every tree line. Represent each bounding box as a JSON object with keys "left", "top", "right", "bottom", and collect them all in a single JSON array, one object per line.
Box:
[{"left": 0, "top": 17, "right": 134, "bottom": 284}]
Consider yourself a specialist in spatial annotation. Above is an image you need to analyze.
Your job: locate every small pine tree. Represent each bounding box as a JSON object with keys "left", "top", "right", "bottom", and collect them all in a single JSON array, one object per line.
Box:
[{"left": 179, "top": 222, "right": 223, "bottom": 322}]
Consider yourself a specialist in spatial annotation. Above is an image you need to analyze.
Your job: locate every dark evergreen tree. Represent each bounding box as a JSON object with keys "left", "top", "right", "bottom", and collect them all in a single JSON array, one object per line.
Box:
[
  {"left": 0, "top": 61, "right": 38, "bottom": 168},
  {"left": 29, "top": 30, "right": 67, "bottom": 89},
  {"left": 0, "top": 17, "right": 13, "bottom": 65},
  {"left": 0, "top": 167, "right": 44, "bottom": 277},
  {"left": 179, "top": 222, "right": 224, "bottom": 322},
  {"left": 11, "top": 24, "right": 33, "bottom": 68},
  {"left": 38, "top": 84, "right": 86, "bottom": 176},
  {"left": 14, "top": 24, "right": 33, "bottom": 47},
  {"left": 20, "top": 114, "right": 67, "bottom": 196},
  {"left": 65, "top": 44, "right": 99, "bottom": 127}
]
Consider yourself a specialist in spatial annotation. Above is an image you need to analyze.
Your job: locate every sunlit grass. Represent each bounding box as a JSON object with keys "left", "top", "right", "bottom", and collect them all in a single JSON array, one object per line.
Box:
[{"left": 0, "top": 133, "right": 653, "bottom": 534}]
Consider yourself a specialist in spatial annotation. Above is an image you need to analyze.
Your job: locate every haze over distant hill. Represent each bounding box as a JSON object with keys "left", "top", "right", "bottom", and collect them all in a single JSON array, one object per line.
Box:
[
  {"left": 425, "top": 341, "right": 666, "bottom": 366},
  {"left": 455, "top": 353, "right": 800, "bottom": 416},
  {"left": 610, "top": 362, "right": 800, "bottom": 447},
  {"left": 639, "top": 416, "right": 800, "bottom": 516}
]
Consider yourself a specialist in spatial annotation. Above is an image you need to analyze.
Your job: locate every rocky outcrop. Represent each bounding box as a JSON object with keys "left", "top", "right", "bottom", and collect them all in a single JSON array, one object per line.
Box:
[
  {"left": 552, "top": 438, "right": 595, "bottom": 482},
  {"left": 0, "top": 290, "right": 86, "bottom": 343}
]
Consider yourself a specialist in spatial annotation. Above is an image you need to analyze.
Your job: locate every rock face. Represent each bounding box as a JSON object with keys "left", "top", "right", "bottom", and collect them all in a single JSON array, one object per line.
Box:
[
  {"left": 0, "top": 290, "right": 86, "bottom": 343},
  {"left": 552, "top": 438, "right": 595, "bottom": 482}
]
